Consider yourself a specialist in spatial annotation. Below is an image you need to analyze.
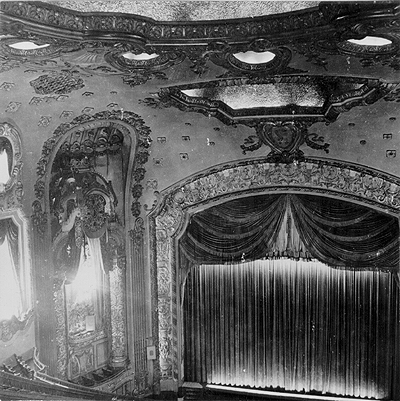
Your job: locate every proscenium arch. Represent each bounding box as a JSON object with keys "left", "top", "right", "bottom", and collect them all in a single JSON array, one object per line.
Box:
[{"left": 149, "top": 156, "right": 400, "bottom": 391}]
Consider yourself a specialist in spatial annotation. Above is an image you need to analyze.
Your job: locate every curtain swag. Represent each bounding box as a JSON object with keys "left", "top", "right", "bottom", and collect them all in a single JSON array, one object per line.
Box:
[{"left": 180, "top": 194, "right": 399, "bottom": 270}]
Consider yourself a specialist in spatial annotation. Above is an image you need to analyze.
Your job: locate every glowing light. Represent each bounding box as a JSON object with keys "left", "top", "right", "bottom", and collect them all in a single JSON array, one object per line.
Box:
[
  {"left": 233, "top": 51, "right": 276, "bottom": 64},
  {"left": 8, "top": 41, "right": 50, "bottom": 50},
  {"left": 206, "top": 385, "right": 380, "bottom": 401},
  {"left": 0, "top": 236, "right": 22, "bottom": 321},
  {"left": 347, "top": 36, "right": 392, "bottom": 46},
  {"left": 122, "top": 52, "right": 159, "bottom": 60},
  {"left": 0, "top": 150, "right": 10, "bottom": 186},
  {"left": 69, "top": 243, "right": 98, "bottom": 304}
]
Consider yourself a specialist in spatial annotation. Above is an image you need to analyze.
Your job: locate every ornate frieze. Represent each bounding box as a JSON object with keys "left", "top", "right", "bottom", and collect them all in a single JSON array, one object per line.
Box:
[{"left": 0, "top": 2, "right": 385, "bottom": 43}]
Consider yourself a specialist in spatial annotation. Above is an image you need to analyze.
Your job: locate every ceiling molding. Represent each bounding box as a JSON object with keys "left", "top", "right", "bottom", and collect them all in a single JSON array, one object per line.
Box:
[{"left": 1, "top": 1, "right": 398, "bottom": 46}]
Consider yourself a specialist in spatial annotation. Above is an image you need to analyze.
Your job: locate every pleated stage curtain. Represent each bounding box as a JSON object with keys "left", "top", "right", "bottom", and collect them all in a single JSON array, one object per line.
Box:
[{"left": 183, "top": 259, "right": 398, "bottom": 399}]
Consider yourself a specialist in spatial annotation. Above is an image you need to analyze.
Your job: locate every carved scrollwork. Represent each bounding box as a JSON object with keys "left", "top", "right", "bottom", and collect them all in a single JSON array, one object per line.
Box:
[
  {"left": 241, "top": 121, "right": 330, "bottom": 162},
  {"left": 35, "top": 110, "right": 152, "bottom": 239},
  {"left": 31, "top": 200, "right": 47, "bottom": 237}
]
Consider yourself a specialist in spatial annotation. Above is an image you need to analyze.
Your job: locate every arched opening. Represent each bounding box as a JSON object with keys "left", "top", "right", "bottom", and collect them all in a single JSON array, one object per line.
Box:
[
  {"left": 347, "top": 36, "right": 392, "bottom": 46},
  {"left": 8, "top": 41, "right": 50, "bottom": 50},
  {"left": 122, "top": 52, "right": 159, "bottom": 60},
  {"left": 0, "top": 137, "right": 13, "bottom": 187},
  {"left": 232, "top": 51, "right": 276, "bottom": 64},
  {"left": 179, "top": 193, "right": 399, "bottom": 399},
  {"left": 0, "top": 218, "right": 22, "bottom": 321}
]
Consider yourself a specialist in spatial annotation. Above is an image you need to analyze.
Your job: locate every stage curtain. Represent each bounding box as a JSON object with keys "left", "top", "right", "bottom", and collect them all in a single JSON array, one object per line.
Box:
[
  {"left": 290, "top": 194, "right": 399, "bottom": 269},
  {"left": 0, "top": 219, "right": 22, "bottom": 320},
  {"left": 184, "top": 259, "right": 398, "bottom": 399},
  {"left": 180, "top": 194, "right": 399, "bottom": 270}
]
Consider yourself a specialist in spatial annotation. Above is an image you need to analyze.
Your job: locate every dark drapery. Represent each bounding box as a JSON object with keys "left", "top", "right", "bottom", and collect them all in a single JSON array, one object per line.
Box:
[
  {"left": 0, "top": 218, "right": 19, "bottom": 280},
  {"left": 184, "top": 259, "right": 398, "bottom": 399},
  {"left": 181, "top": 194, "right": 400, "bottom": 399},
  {"left": 180, "top": 194, "right": 399, "bottom": 270}
]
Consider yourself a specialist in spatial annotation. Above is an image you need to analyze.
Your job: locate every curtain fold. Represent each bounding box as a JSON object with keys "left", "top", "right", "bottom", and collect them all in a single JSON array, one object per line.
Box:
[
  {"left": 0, "top": 235, "right": 22, "bottom": 320},
  {"left": 180, "top": 194, "right": 399, "bottom": 270},
  {"left": 184, "top": 259, "right": 397, "bottom": 399}
]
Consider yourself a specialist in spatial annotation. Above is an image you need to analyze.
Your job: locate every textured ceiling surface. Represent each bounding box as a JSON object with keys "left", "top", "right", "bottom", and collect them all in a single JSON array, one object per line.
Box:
[
  {"left": 43, "top": 0, "right": 319, "bottom": 21},
  {"left": 0, "top": 0, "right": 399, "bottom": 213}
]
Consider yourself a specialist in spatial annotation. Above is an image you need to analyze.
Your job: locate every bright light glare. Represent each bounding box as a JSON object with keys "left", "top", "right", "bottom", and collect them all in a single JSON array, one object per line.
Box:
[
  {"left": 0, "top": 150, "right": 10, "bottom": 186},
  {"left": 348, "top": 36, "right": 392, "bottom": 46},
  {"left": 206, "top": 385, "right": 381, "bottom": 401},
  {"left": 0, "top": 236, "right": 22, "bottom": 321},
  {"left": 70, "top": 244, "right": 97, "bottom": 304},
  {"left": 233, "top": 51, "right": 276, "bottom": 64},
  {"left": 8, "top": 41, "right": 50, "bottom": 50},
  {"left": 122, "top": 51, "right": 159, "bottom": 60}
]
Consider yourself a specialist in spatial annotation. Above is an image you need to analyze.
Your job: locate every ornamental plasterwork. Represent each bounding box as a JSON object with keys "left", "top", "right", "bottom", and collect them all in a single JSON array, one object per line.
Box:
[
  {"left": 109, "top": 258, "right": 128, "bottom": 367},
  {"left": 33, "top": 110, "right": 152, "bottom": 236},
  {"left": 54, "top": 279, "right": 68, "bottom": 377},
  {"left": 151, "top": 157, "right": 400, "bottom": 387},
  {"left": 0, "top": 2, "right": 381, "bottom": 41},
  {"left": 0, "top": 122, "right": 23, "bottom": 211}
]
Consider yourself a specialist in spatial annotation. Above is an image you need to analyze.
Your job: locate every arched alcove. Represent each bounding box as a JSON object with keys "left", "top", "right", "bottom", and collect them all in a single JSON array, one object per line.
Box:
[
  {"left": 149, "top": 157, "right": 400, "bottom": 394},
  {"left": 32, "top": 110, "right": 152, "bottom": 388}
]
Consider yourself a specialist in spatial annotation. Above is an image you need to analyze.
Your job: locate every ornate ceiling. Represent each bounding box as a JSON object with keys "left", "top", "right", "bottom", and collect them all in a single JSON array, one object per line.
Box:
[
  {"left": 43, "top": 1, "right": 320, "bottom": 21},
  {"left": 0, "top": 1, "right": 399, "bottom": 177}
]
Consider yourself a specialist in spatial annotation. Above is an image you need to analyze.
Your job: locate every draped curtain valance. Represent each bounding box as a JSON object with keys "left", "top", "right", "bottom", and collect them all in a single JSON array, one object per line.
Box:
[
  {"left": 180, "top": 194, "right": 399, "bottom": 270},
  {"left": 0, "top": 218, "right": 19, "bottom": 277}
]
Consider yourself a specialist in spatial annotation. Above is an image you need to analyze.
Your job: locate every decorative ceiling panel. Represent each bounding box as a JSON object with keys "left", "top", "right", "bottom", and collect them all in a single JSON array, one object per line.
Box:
[
  {"left": 43, "top": 1, "right": 319, "bottom": 21},
  {"left": 154, "top": 76, "right": 397, "bottom": 123},
  {"left": 182, "top": 83, "right": 325, "bottom": 109}
]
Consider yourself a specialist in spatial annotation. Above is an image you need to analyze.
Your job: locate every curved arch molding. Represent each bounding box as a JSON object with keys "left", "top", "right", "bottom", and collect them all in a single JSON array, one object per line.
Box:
[
  {"left": 150, "top": 157, "right": 400, "bottom": 389},
  {"left": 32, "top": 110, "right": 152, "bottom": 237}
]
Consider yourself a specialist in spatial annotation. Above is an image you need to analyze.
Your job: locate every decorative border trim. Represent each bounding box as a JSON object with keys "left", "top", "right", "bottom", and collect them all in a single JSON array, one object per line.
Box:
[
  {"left": 0, "top": 2, "right": 397, "bottom": 45},
  {"left": 0, "top": 2, "right": 340, "bottom": 41},
  {"left": 150, "top": 157, "right": 400, "bottom": 389}
]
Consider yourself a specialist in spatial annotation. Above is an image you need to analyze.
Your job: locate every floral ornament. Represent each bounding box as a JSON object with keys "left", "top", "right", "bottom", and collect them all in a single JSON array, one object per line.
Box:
[
  {"left": 0, "top": 82, "right": 15, "bottom": 91},
  {"left": 5, "top": 101, "right": 21, "bottom": 113}
]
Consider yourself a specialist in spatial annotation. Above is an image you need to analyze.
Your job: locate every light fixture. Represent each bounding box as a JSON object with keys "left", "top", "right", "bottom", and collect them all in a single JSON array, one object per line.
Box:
[
  {"left": 233, "top": 50, "right": 276, "bottom": 64},
  {"left": 8, "top": 41, "right": 50, "bottom": 50},
  {"left": 122, "top": 51, "right": 159, "bottom": 60},
  {"left": 347, "top": 36, "right": 392, "bottom": 46}
]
